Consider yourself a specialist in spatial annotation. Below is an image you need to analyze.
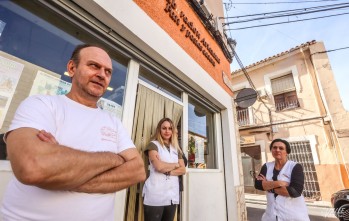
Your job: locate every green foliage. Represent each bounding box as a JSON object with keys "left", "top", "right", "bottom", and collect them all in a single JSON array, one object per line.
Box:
[{"left": 188, "top": 136, "right": 196, "bottom": 154}]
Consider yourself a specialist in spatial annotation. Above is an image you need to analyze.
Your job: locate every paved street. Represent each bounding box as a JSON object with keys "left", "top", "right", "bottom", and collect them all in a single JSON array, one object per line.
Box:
[
  {"left": 246, "top": 203, "right": 338, "bottom": 221},
  {"left": 245, "top": 193, "right": 339, "bottom": 221}
]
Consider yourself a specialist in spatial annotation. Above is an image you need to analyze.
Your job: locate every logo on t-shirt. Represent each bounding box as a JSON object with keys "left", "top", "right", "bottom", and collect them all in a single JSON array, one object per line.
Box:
[{"left": 100, "top": 126, "right": 117, "bottom": 143}]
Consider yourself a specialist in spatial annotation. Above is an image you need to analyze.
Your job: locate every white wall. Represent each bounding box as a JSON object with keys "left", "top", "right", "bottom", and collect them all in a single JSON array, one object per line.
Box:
[
  {"left": 187, "top": 172, "right": 227, "bottom": 221},
  {"left": 80, "top": 1, "right": 241, "bottom": 220}
]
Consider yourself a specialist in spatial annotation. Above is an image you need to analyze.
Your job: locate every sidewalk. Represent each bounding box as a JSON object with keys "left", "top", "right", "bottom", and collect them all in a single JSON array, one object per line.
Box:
[{"left": 244, "top": 193, "right": 336, "bottom": 218}]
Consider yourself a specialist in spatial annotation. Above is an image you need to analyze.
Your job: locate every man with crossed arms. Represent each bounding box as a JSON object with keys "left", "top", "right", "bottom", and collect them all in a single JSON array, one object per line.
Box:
[{"left": 1, "top": 44, "right": 146, "bottom": 220}]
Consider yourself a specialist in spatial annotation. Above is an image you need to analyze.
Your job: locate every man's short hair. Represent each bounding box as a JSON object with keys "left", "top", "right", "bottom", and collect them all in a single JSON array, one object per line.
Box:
[{"left": 70, "top": 44, "right": 109, "bottom": 65}]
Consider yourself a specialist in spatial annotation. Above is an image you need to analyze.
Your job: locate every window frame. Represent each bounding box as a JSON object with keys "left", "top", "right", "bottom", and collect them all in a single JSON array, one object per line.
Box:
[
  {"left": 274, "top": 90, "right": 300, "bottom": 111},
  {"left": 264, "top": 65, "right": 301, "bottom": 112},
  {"left": 187, "top": 96, "right": 219, "bottom": 170}
]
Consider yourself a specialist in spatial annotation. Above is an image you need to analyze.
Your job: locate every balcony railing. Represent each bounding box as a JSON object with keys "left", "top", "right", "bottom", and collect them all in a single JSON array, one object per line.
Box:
[
  {"left": 237, "top": 108, "right": 252, "bottom": 126},
  {"left": 275, "top": 100, "right": 300, "bottom": 111}
]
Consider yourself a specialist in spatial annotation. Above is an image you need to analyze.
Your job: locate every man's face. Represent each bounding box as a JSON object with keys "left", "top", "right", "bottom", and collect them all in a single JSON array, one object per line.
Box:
[{"left": 68, "top": 46, "right": 113, "bottom": 99}]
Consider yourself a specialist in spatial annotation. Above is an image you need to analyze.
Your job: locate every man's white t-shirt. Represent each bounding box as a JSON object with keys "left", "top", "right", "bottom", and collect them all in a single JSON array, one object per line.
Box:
[{"left": 1, "top": 95, "right": 135, "bottom": 221}]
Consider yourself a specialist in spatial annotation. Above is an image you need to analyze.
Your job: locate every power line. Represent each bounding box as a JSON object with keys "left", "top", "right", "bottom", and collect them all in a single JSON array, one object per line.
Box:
[
  {"left": 223, "top": 0, "right": 234, "bottom": 43},
  {"left": 232, "top": 49, "right": 274, "bottom": 138},
  {"left": 224, "top": 4, "right": 349, "bottom": 24},
  {"left": 221, "top": 2, "right": 349, "bottom": 19},
  {"left": 223, "top": 0, "right": 346, "bottom": 5},
  {"left": 224, "top": 12, "right": 349, "bottom": 30},
  {"left": 316, "top": 46, "right": 349, "bottom": 53},
  {"left": 222, "top": 0, "right": 300, "bottom": 43}
]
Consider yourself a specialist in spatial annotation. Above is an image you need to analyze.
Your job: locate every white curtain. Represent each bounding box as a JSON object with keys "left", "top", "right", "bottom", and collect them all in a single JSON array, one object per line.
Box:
[{"left": 125, "top": 84, "right": 183, "bottom": 221}]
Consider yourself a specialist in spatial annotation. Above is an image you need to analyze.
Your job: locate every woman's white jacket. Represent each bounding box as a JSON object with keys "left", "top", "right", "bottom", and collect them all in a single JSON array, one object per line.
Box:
[
  {"left": 142, "top": 141, "right": 179, "bottom": 206},
  {"left": 262, "top": 160, "right": 310, "bottom": 221}
]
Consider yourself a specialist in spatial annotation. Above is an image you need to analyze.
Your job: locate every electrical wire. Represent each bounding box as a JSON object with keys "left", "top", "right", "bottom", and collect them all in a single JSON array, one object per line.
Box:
[
  {"left": 313, "top": 46, "right": 349, "bottom": 54},
  {"left": 221, "top": 2, "right": 349, "bottom": 19},
  {"left": 224, "top": 4, "right": 349, "bottom": 24},
  {"left": 224, "top": 11, "right": 349, "bottom": 30},
  {"left": 223, "top": 0, "right": 346, "bottom": 5}
]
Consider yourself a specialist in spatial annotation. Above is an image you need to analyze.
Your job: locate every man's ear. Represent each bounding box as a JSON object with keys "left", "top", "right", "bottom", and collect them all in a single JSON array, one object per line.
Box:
[{"left": 67, "top": 60, "right": 76, "bottom": 78}]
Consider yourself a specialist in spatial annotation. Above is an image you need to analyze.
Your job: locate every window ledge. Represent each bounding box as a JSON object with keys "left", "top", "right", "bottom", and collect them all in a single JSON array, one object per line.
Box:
[{"left": 276, "top": 106, "right": 300, "bottom": 112}]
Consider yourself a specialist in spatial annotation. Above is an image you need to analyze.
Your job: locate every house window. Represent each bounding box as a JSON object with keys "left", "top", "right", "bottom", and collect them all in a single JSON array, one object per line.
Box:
[
  {"left": 271, "top": 74, "right": 300, "bottom": 111},
  {"left": 288, "top": 141, "right": 321, "bottom": 200}
]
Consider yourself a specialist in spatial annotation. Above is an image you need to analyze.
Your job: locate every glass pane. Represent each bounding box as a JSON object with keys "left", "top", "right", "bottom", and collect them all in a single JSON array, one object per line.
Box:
[
  {"left": 139, "top": 67, "right": 181, "bottom": 101},
  {"left": 0, "top": 0, "right": 129, "bottom": 160},
  {"left": 188, "top": 97, "right": 216, "bottom": 169}
]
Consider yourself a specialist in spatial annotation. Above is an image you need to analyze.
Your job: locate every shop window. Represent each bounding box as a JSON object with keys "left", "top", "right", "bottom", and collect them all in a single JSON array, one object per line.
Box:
[
  {"left": 0, "top": 0, "right": 129, "bottom": 160},
  {"left": 271, "top": 74, "right": 300, "bottom": 111},
  {"left": 139, "top": 67, "right": 181, "bottom": 101},
  {"left": 188, "top": 97, "right": 216, "bottom": 169}
]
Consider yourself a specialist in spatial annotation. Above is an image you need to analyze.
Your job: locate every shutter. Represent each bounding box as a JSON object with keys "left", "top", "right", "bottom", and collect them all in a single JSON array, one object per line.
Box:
[{"left": 271, "top": 74, "right": 296, "bottom": 95}]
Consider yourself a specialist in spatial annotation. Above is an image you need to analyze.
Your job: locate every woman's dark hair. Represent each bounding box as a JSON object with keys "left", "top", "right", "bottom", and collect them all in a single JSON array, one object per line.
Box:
[{"left": 269, "top": 138, "right": 291, "bottom": 154}]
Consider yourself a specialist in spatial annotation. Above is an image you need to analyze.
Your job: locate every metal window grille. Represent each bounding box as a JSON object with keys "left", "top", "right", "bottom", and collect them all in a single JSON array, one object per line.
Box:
[
  {"left": 275, "top": 98, "right": 300, "bottom": 111},
  {"left": 237, "top": 108, "right": 250, "bottom": 126},
  {"left": 288, "top": 141, "right": 322, "bottom": 200}
]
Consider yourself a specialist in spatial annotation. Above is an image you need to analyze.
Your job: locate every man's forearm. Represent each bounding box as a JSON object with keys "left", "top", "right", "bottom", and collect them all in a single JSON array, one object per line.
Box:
[
  {"left": 31, "top": 147, "right": 125, "bottom": 190},
  {"left": 73, "top": 154, "right": 146, "bottom": 193},
  {"left": 7, "top": 128, "right": 125, "bottom": 190}
]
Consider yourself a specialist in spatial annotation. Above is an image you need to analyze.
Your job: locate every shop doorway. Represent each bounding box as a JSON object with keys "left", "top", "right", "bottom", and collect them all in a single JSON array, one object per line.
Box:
[
  {"left": 124, "top": 83, "right": 183, "bottom": 221},
  {"left": 241, "top": 145, "right": 263, "bottom": 194}
]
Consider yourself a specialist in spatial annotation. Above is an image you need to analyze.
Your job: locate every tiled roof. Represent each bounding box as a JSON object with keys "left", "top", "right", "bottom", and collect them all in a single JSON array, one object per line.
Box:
[{"left": 232, "top": 40, "right": 317, "bottom": 74}]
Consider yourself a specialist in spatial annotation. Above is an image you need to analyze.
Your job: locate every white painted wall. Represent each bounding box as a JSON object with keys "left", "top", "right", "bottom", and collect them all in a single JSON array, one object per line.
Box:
[
  {"left": 0, "top": 1, "right": 241, "bottom": 220},
  {"left": 79, "top": 1, "right": 241, "bottom": 220},
  {"left": 187, "top": 172, "right": 227, "bottom": 221}
]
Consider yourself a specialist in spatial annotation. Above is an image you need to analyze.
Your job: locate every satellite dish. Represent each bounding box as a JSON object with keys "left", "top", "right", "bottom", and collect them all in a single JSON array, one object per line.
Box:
[
  {"left": 194, "top": 106, "right": 206, "bottom": 117},
  {"left": 235, "top": 88, "right": 257, "bottom": 108}
]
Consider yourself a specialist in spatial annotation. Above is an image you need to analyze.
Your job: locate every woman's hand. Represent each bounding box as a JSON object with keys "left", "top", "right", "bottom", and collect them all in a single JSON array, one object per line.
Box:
[
  {"left": 256, "top": 174, "right": 267, "bottom": 181},
  {"left": 148, "top": 150, "right": 180, "bottom": 173},
  {"left": 258, "top": 174, "right": 290, "bottom": 191}
]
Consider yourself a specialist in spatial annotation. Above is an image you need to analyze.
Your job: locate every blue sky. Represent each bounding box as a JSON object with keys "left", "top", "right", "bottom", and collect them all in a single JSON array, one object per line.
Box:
[{"left": 225, "top": 1, "right": 349, "bottom": 110}]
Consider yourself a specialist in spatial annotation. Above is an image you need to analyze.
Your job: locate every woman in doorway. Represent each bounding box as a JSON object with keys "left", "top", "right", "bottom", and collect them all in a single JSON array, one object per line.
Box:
[
  {"left": 143, "top": 118, "right": 186, "bottom": 221},
  {"left": 255, "top": 138, "right": 310, "bottom": 221}
]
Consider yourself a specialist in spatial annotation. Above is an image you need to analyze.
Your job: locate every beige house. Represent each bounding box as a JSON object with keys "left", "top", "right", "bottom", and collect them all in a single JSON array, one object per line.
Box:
[{"left": 231, "top": 40, "right": 349, "bottom": 201}]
